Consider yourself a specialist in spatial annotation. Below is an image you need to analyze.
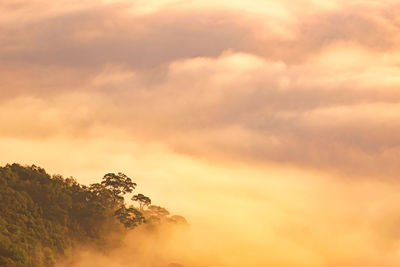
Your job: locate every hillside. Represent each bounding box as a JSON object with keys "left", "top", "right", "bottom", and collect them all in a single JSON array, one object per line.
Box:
[{"left": 0, "top": 164, "right": 183, "bottom": 266}]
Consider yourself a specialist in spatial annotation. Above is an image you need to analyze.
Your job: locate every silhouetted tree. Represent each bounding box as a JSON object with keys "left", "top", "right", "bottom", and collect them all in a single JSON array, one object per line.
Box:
[
  {"left": 132, "top": 193, "right": 151, "bottom": 210},
  {"left": 114, "top": 205, "right": 145, "bottom": 229},
  {"left": 101, "top": 172, "right": 136, "bottom": 202}
]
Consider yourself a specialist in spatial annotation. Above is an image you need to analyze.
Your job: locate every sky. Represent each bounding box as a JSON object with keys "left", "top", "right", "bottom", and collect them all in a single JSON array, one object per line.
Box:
[{"left": 1, "top": 0, "right": 400, "bottom": 266}]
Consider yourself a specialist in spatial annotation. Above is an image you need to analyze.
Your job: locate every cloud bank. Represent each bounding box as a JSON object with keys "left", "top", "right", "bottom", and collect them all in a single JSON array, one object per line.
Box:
[{"left": 2, "top": 0, "right": 400, "bottom": 176}]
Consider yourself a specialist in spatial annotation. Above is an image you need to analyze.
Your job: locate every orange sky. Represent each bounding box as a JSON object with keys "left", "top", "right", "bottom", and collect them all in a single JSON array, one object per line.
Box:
[{"left": 1, "top": 1, "right": 400, "bottom": 266}]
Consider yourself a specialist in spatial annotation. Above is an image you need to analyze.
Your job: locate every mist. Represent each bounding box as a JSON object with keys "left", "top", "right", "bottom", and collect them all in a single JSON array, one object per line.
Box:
[{"left": 54, "top": 156, "right": 400, "bottom": 267}]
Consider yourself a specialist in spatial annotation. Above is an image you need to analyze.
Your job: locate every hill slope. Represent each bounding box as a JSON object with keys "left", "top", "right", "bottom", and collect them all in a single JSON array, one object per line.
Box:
[{"left": 0, "top": 164, "right": 179, "bottom": 266}]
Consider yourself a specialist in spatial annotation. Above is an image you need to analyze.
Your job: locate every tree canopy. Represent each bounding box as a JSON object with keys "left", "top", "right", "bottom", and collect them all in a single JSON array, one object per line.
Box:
[{"left": 0, "top": 164, "right": 186, "bottom": 266}]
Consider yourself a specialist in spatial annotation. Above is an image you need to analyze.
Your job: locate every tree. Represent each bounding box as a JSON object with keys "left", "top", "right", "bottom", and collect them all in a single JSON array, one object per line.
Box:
[
  {"left": 132, "top": 194, "right": 151, "bottom": 210},
  {"left": 144, "top": 205, "right": 170, "bottom": 223},
  {"left": 101, "top": 173, "right": 136, "bottom": 202},
  {"left": 167, "top": 215, "right": 188, "bottom": 225},
  {"left": 114, "top": 205, "right": 145, "bottom": 229},
  {"left": 147, "top": 205, "right": 170, "bottom": 217},
  {"left": 97, "top": 173, "right": 146, "bottom": 228}
]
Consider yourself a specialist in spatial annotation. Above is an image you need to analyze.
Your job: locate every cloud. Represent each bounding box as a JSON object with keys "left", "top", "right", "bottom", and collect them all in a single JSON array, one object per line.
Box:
[
  {"left": 2, "top": 0, "right": 399, "bottom": 70},
  {"left": 2, "top": 43, "right": 400, "bottom": 175}
]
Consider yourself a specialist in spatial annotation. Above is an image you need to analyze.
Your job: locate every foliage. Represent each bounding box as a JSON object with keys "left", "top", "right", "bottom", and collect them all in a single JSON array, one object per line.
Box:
[
  {"left": 0, "top": 164, "right": 146, "bottom": 266},
  {"left": 0, "top": 163, "right": 186, "bottom": 266},
  {"left": 132, "top": 194, "right": 151, "bottom": 210}
]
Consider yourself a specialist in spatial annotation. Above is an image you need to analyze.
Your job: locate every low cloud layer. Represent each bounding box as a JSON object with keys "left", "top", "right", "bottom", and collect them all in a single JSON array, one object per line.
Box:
[{"left": 1, "top": 45, "right": 400, "bottom": 175}]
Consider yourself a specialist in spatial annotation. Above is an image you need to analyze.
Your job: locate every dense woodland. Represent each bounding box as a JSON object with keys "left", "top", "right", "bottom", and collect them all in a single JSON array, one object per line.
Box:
[{"left": 0, "top": 164, "right": 186, "bottom": 266}]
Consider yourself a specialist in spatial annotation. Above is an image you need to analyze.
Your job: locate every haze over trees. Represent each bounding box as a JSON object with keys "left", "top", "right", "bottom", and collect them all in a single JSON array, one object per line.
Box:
[{"left": 0, "top": 163, "right": 186, "bottom": 266}]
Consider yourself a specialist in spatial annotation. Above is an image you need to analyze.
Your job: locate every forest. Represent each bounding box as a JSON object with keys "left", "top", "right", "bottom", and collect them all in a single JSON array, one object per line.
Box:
[{"left": 0, "top": 163, "right": 186, "bottom": 266}]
